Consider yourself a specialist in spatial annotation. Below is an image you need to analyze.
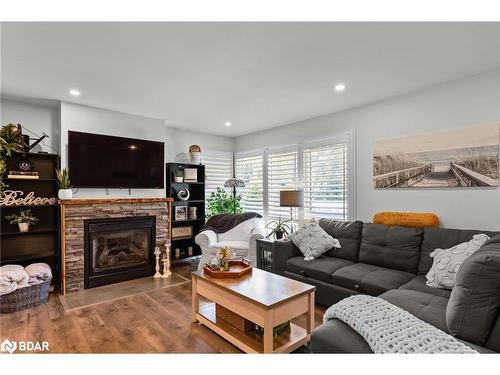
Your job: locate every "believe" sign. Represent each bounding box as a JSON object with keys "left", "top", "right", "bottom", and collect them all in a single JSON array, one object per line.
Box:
[{"left": 0, "top": 190, "right": 57, "bottom": 206}]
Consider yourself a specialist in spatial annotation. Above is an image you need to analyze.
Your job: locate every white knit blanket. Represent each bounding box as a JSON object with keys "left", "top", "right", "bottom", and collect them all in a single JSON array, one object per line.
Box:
[{"left": 323, "top": 295, "right": 477, "bottom": 354}]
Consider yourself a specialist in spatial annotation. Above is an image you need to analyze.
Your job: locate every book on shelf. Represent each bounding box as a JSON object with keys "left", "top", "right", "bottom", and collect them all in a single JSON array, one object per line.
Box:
[
  {"left": 7, "top": 175, "right": 40, "bottom": 180},
  {"left": 9, "top": 171, "right": 39, "bottom": 176}
]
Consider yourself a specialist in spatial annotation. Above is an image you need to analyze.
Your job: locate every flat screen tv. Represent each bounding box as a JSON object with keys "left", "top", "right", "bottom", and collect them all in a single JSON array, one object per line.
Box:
[{"left": 68, "top": 131, "right": 164, "bottom": 188}]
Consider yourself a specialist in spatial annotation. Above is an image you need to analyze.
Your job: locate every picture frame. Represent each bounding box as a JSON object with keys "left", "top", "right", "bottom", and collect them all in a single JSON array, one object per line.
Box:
[
  {"left": 174, "top": 205, "right": 188, "bottom": 221},
  {"left": 183, "top": 168, "right": 198, "bottom": 182},
  {"left": 172, "top": 226, "right": 193, "bottom": 240}
]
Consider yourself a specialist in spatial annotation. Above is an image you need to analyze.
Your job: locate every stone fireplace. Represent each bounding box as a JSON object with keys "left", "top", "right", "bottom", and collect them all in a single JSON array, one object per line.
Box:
[
  {"left": 61, "top": 198, "right": 171, "bottom": 294},
  {"left": 84, "top": 216, "right": 156, "bottom": 288}
]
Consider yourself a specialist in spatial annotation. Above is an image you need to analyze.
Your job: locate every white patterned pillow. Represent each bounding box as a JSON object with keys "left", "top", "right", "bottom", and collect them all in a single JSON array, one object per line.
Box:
[
  {"left": 425, "top": 234, "right": 490, "bottom": 289},
  {"left": 289, "top": 222, "right": 341, "bottom": 261}
]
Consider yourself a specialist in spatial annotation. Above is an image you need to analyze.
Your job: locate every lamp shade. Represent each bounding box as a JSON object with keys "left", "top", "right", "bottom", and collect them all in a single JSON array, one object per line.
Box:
[
  {"left": 280, "top": 189, "right": 304, "bottom": 207},
  {"left": 224, "top": 178, "right": 245, "bottom": 188}
]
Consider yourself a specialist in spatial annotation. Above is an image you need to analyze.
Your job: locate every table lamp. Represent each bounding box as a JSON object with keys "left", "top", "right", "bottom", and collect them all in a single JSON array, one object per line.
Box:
[{"left": 280, "top": 189, "right": 304, "bottom": 232}]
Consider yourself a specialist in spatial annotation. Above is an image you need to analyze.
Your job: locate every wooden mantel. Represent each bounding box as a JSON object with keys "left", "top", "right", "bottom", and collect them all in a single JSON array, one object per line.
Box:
[{"left": 59, "top": 197, "right": 173, "bottom": 205}]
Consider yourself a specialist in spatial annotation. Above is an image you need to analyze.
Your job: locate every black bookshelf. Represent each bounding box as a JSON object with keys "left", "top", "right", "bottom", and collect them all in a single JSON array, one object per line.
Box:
[
  {"left": 166, "top": 162, "right": 205, "bottom": 264},
  {"left": 1, "top": 152, "right": 61, "bottom": 291}
]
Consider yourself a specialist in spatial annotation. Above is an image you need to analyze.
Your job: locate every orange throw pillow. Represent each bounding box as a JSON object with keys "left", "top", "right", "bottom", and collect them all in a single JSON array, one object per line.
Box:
[{"left": 373, "top": 212, "right": 440, "bottom": 228}]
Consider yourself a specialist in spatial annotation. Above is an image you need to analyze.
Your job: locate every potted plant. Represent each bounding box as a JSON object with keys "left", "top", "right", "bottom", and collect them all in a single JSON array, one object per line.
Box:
[
  {"left": 173, "top": 167, "right": 184, "bottom": 183},
  {"left": 6, "top": 209, "right": 39, "bottom": 232},
  {"left": 0, "top": 123, "right": 27, "bottom": 194},
  {"left": 56, "top": 167, "right": 73, "bottom": 199},
  {"left": 265, "top": 217, "right": 292, "bottom": 240}
]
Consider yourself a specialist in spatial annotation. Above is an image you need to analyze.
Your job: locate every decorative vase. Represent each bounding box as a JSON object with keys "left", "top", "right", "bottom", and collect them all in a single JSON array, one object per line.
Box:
[
  {"left": 223, "top": 259, "right": 230, "bottom": 271},
  {"left": 275, "top": 231, "right": 284, "bottom": 240},
  {"left": 58, "top": 189, "right": 73, "bottom": 200},
  {"left": 189, "top": 145, "right": 202, "bottom": 164},
  {"left": 18, "top": 223, "right": 30, "bottom": 232},
  {"left": 174, "top": 176, "right": 184, "bottom": 183}
]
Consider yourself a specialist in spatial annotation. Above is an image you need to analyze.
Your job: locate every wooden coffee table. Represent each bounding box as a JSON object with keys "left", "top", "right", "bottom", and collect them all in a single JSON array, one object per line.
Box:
[{"left": 191, "top": 268, "right": 315, "bottom": 354}]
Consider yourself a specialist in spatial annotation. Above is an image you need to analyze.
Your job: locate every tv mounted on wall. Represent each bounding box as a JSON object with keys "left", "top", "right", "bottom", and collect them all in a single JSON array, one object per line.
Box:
[{"left": 68, "top": 131, "right": 164, "bottom": 188}]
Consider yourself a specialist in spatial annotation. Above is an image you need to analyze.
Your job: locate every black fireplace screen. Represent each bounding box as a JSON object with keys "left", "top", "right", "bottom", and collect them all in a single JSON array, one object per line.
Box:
[{"left": 84, "top": 216, "right": 156, "bottom": 288}]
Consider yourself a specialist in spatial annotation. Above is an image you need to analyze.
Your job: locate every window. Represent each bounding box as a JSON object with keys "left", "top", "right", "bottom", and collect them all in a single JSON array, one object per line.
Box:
[
  {"left": 203, "top": 151, "right": 233, "bottom": 206},
  {"left": 302, "top": 137, "right": 351, "bottom": 220},
  {"left": 267, "top": 146, "right": 299, "bottom": 222},
  {"left": 235, "top": 152, "right": 264, "bottom": 216},
  {"left": 234, "top": 132, "right": 354, "bottom": 222}
]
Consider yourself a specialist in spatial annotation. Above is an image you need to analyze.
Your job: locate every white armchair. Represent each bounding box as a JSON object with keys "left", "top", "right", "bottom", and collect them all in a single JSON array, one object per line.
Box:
[{"left": 195, "top": 218, "right": 266, "bottom": 270}]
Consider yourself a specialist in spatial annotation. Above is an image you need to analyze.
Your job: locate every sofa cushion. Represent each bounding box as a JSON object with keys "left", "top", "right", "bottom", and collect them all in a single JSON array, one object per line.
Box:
[
  {"left": 446, "top": 236, "right": 500, "bottom": 346},
  {"left": 331, "top": 263, "right": 414, "bottom": 296},
  {"left": 399, "top": 275, "right": 451, "bottom": 298},
  {"left": 286, "top": 256, "right": 352, "bottom": 284},
  {"left": 319, "top": 219, "right": 363, "bottom": 262},
  {"left": 380, "top": 289, "right": 449, "bottom": 332},
  {"left": 418, "top": 227, "right": 499, "bottom": 275},
  {"left": 359, "top": 223, "right": 422, "bottom": 273},
  {"left": 311, "top": 319, "right": 373, "bottom": 353}
]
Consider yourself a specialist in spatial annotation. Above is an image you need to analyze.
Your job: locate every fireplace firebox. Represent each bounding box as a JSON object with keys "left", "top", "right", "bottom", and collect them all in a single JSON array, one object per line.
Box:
[{"left": 84, "top": 216, "right": 156, "bottom": 288}]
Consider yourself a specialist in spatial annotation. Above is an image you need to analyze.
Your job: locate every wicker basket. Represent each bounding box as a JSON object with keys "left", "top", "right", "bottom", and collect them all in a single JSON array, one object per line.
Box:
[
  {"left": 216, "top": 304, "right": 255, "bottom": 332},
  {"left": 0, "top": 279, "right": 51, "bottom": 313}
]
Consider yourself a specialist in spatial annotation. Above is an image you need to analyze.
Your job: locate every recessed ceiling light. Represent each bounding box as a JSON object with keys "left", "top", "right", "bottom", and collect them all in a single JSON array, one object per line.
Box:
[
  {"left": 69, "top": 89, "right": 81, "bottom": 96},
  {"left": 334, "top": 83, "right": 346, "bottom": 92},
  {"left": 225, "top": 121, "right": 232, "bottom": 127}
]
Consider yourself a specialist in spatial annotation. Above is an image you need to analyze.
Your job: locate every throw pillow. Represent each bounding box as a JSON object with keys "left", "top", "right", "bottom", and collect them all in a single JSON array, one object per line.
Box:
[
  {"left": 425, "top": 233, "right": 490, "bottom": 289},
  {"left": 289, "top": 221, "right": 341, "bottom": 261}
]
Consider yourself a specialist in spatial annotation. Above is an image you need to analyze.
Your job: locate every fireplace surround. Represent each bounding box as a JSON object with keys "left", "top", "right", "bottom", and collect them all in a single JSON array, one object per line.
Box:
[
  {"left": 60, "top": 198, "right": 172, "bottom": 293},
  {"left": 84, "top": 216, "right": 156, "bottom": 288}
]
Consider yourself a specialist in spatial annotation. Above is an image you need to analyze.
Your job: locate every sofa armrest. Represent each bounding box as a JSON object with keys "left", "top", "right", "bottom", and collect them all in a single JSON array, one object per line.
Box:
[
  {"left": 195, "top": 230, "right": 218, "bottom": 248},
  {"left": 272, "top": 240, "right": 301, "bottom": 276}
]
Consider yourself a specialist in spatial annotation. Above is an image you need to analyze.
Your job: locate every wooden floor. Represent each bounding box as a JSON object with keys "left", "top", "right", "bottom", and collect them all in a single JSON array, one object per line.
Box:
[{"left": 0, "top": 263, "right": 326, "bottom": 353}]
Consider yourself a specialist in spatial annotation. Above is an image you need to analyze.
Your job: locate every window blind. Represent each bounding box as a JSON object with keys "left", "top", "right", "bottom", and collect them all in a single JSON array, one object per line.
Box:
[
  {"left": 302, "top": 138, "right": 350, "bottom": 220},
  {"left": 267, "top": 146, "right": 299, "bottom": 222},
  {"left": 203, "top": 151, "right": 233, "bottom": 207},
  {"left": 235, "top": 152, "right": 264, "bottom": 215}
]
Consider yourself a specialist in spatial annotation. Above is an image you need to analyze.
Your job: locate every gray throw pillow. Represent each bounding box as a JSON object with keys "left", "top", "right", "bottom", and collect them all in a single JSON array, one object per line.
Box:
[{"left": 289, "top": 222, "right": 340, "bottom": 261}]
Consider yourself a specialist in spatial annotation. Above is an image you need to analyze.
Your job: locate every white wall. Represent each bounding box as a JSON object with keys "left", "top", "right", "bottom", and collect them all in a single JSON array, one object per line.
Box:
[
  {"left": 59, "top": 102, "right": 234, "bottom": 199},
  {"left": 1, "top": 98, "right": 60, "bottom": 152},
  {"left": 235, "top": 71, "right": 500, "bottom": 230},
  {"left": 164, "top": 126, "right": 234, "bottom": 162},
  {"left": 60, "top": 102, "right": 167, "bottom": 198}
]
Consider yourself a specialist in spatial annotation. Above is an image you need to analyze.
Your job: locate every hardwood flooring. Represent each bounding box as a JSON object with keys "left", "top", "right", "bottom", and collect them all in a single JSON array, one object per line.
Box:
[{"left": 0, "top": 263, "right": 326, "bottom": 353}]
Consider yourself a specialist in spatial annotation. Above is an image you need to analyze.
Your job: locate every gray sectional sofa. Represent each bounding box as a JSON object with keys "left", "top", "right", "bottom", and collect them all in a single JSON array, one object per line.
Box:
[{"left": 272, "top": 219, "right": 500, "bottom": 353}]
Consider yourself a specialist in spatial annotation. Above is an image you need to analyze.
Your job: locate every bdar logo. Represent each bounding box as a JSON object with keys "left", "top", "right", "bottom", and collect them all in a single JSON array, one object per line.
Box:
[{"left": 1, "top": 339, "right": 17, "bottom": 354}]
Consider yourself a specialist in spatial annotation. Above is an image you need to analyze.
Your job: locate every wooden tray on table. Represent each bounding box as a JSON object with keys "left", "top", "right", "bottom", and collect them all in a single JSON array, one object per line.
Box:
[{"left": 203, "top": 259, "right": 252, "bottom": 278}]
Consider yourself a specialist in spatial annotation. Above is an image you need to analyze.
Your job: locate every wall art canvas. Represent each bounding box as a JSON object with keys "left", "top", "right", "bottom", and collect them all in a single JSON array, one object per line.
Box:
[{"left": 373, "top": 124, "right": 499, "bottom": 188}]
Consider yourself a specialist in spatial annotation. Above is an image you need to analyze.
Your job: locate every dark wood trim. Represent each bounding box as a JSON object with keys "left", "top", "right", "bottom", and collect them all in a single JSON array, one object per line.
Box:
[{"left": 60, "top": 198, "right": 173, "bottom": 205}]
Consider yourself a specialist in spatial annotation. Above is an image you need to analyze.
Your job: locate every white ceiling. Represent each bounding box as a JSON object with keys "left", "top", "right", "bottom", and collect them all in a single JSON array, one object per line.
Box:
[{"left": 1, "top": 22, "right": 499, "bottom": 137}]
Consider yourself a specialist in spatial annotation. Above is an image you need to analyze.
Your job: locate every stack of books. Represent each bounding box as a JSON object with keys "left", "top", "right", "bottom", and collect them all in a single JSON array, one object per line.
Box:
[{"left": 7, "top": 171, "right": 39, "bottom": 179}]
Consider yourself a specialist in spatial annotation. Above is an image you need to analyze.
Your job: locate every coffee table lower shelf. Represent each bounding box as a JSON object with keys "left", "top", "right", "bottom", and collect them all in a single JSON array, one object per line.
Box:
[{"left": 196, "top": 303, "right": 309, "bottom": 354}]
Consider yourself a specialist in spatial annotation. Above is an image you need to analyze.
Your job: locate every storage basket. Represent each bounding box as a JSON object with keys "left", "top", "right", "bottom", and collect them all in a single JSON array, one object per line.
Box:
[
  {"left": 0, "top": 279, "right": 51, "bottom": 313},
  {"left": 216, "top": 304, "right": 255, "bottom": 332}
]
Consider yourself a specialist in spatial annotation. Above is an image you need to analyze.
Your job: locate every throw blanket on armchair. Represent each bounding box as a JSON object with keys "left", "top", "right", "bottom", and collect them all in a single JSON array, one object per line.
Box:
[
  {"left": 200, "top": 212, "right": 262, "bottom": 233},
  {"left": 323, "top": 295, "right": 477, "bottom": 354}
]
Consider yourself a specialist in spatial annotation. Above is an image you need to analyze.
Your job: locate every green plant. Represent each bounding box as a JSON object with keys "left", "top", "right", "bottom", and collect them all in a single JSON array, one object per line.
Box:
[
  {"left": 265, "top": 217, "right": 292, "bottom": 239},
  {"left": 206, "top": 187, "right": 242, "bottom": 218},
  {"left": 56, "top": 167, "right": 72, "bottom": 189},
  {"left": 0, "top": 123, "right": 27, "bottom": 194},
  {"left": 173, "top": 167, "right": 184, "bottom": 178},
  {"left": 0, "top": 124, "right": 26, "bottom": 157},
  {"left": 5, "top": 209, "right": 39, "bottom": 225}
]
